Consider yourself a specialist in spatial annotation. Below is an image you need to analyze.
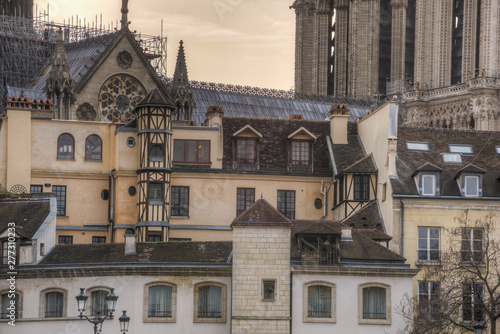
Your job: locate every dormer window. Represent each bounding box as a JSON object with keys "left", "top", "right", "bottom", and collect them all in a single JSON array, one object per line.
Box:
[
  {"left": 291, "top": 141, "right": 311, "bottom": 166},
  {"left": 464, "top": 175, "right": 479, "bottom": 197},
  {"left": 456, "top": 169, "right": 483, "bottom": 198},
  {"left": 236, "top": 138, "right": 256, "bottom": 165},
  {"left": 287, "top": 127, "right": 317, "bottom": 171},
  {"left": 414, "top": 170, "right": 440, "bottom": 197},
  {"left": 422, "top": 174, "right": 436, "bottom": 196}
]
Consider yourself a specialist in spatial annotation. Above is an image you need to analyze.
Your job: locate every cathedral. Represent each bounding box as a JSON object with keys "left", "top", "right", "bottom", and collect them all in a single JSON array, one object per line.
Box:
[{"left": 291, "top": 0, "right": 500, "bottom": 130}]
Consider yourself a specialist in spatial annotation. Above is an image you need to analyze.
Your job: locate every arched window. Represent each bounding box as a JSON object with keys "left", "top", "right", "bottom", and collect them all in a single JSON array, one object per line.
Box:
[
  {"left": 41, "top": 288, "right": 67, "bottom": 318},
  {"left": 304, "top": 281, "right": 336, "bottom": 323},
  {"left": 194, "top": 282, "right": 226, "bottom": 323},
  {"left": 57, "top": 133, "right": 74, "bottom": 159},
  {"left": 149, "top": 145, "right": 164, "bottom": 162},
  {"left": 144, "top": 282, "right": 176, "bottom": 323},
  {"left": 1, "top": 291, "right": 21, "bottom": 319},
  {"left": 358, "top": 283, "right": 391, "bottom": 325},
  {"left": 86, "top": 288, "right": 111, "bottom": 316},
  {"left": 85, "top": 135, "right": 102, "bottom": 160}
]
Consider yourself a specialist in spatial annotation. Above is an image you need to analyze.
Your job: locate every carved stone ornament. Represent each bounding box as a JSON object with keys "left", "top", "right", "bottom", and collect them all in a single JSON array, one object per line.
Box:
[
  {"left": 117, "top": 50, "right": 133, "bottom": 69},
  {"left": 76, "top": 103, "right": 97, "bottom": 121},
  {"left": 99, "top": 74, "right": 146, "bottom": 122}
]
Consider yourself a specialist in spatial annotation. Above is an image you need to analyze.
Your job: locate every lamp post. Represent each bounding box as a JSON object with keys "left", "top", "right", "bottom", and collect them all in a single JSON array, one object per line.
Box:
[
  {"left": 473, "top": 321, "right": 485, "bottom": 334},
  {"left": 75, "top": 288, "right": 130, "bottom": 334}
]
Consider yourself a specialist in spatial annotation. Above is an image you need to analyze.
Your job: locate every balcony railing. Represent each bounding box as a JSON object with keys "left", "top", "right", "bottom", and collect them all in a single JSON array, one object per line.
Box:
[
  {"left": 301, "top": 251, "right": 338, "bottom": 265},
  {"left": 416, "top": 250, "right": 441, "bottom": 264}
]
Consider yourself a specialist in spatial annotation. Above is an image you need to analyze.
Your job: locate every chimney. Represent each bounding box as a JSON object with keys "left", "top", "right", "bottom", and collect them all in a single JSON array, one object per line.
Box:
[
  {"left": 341, "top": 227, "right": 353, "bottom": 241},
  {"left": 124, "top": 233, "right": 136, "bottom": 255},
  {"left": 329, "top": 104, "right": 349, "bottom": 144},
  {"left": 204, "top": 106, "right": 224, "bottom": 127}
]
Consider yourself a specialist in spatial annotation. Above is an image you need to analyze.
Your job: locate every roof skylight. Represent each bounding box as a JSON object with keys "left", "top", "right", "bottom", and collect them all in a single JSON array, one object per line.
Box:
[
  {"left": 449, "top": 144, "right": 473, "bottom": 154},
  {"left": 442, "top": 153, "right": 462, "bottom": 163},
  {"left": 406, "top": 141, "right": 430, "bottom": 151},
  {"left": 496, "top": 145, "right": 500, "bottom": 154}
]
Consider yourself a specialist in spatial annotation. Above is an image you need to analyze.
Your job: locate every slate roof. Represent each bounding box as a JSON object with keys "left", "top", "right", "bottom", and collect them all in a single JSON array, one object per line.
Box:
[
  {"left": 40, "top": 241, "right": 233, "bottom": 265},
  {"left": 342, "top": 201, "right": 385, "bottom": 231},
  {"left": 331, "top": 122, "right": 367, "bottom": 173},
  {"left": 290, "top": 220, "right": 403, "bottom": 263},
  {"left": 392, "top": 126, "right": 500, "bottom": 197},
  {"left": 341, "top": 154, "right": 377, "bottom": 174},
  {"left": 0, "top": 199, "right": 50, "bottom": 239},
  {"left": 232, "top": 199, "right": 291, "bottom": 226},
  {"left": 221, "top": 117, "right": 332, "bottom": 175}
]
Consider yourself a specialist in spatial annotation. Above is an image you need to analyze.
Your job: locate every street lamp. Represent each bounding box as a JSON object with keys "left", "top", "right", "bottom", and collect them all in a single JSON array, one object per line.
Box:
[
  {"left": 473, "top": 321, "right": 485, "bottom": 334},
  {"left": 76, "top": 288, "right": 130, "bottom": 334}
]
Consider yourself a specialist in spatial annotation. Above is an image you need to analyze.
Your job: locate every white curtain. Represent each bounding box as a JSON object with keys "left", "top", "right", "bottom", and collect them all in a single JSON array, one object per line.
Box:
[
  {"left": 198, "top": 286, "right": 222, "bottom": 318},
  {"left": 148, "top": 286, "right": 172, "bottom": 317},
  {"left": 91, "top": 290, "right": 108, "bottom": 316},
  {"left": 46, "top": 292, "right": 63, "bottom": 317},
  {"left": 1, "top": 294, "right": 18, "bottom": 319},
  {"left": 308, "top": 285, "right": 331, "bottom": 317},
  {"left": 363, "top": 287, "right": 386, "bottom": 319}
]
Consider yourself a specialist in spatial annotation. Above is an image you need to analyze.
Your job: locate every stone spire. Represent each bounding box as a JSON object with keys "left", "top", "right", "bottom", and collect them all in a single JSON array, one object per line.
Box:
[
  {"left": 45, "top": 27, "right": 75, "bottom": 120},
  {"left": 170, "top": 40, "right": 195, "bottom": 122},
  {"left": 120, "top": 0, "right": 129, "bottom": 29}
]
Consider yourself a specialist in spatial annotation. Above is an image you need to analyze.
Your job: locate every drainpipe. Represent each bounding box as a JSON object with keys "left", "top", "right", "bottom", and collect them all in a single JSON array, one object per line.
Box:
[
  {"left": 320, "top": 181, "right": 333, "bottom": 220},
  {"left": 290, "top": 271, "right": 293, "bottom": 334},
  {"left": 399, "top": 198, "right": 405, "bottom": 257},
  {"left": 109, "top": 168, "right": 116, "bottom": 243}
]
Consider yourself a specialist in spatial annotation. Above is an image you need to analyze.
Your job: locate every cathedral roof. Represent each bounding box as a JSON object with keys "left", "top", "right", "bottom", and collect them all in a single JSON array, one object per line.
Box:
[{"left": 392, "top": 126, "right": 500, "bottom": 197}]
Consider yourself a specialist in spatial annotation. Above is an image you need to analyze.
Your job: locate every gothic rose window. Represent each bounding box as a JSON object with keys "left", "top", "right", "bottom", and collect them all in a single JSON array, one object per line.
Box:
[{"left": 98, "top": 74, "right": 146, "bottom": 122}]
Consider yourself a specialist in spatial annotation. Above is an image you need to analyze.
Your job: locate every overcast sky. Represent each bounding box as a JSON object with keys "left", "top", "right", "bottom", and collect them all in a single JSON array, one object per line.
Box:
[{"left": 35, "top": 0, "right": 296, "bottom": 90}]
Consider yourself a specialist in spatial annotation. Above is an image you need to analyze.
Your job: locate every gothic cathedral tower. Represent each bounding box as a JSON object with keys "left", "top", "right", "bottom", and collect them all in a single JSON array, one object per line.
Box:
[
  {"left": 292, "top": 0, "right": 500, "bottom": 130},
  {"left": 136, "top": 89, "right": 175, "bottom": 242}
]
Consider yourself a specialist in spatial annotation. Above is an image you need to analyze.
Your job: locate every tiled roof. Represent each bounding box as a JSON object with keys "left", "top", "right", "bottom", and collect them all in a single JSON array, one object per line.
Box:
[
  {"left": 232, "top": 199, "right": 291, "bottom": 226},
  {"left": 341, "top": 201, "right": 385, "bottom": 231},
  {"left": 341, "top": 154, "right": 377, "bottom": 174},
  {"left": 0, "top": 199, "right": 50, "bottom": 239},
  {"left": 331, "top": 122, "right": 367, "bottom": 173},
  {"left": 393, "top": 126, "right": 500, "bottom": 196},
  {"left": 40, "top": 241, "right": 233, "bottom": 265},
  {"left": 221, "top": 117, "right": 332, "bottom": 174}
]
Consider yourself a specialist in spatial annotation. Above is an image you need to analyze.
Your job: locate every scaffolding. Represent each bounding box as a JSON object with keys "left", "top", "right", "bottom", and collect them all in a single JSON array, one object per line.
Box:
[{"left": 0, "top": 11, "right": 167, "bottom": 112}]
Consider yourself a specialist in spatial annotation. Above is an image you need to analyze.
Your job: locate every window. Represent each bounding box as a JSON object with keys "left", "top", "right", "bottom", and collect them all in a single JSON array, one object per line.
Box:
[
  {"left": 1, "top": 241, "right": 8, "bottom": 265},
  {"left": 171, "top": 186, "right": 189, "bottom": 217},
  {"left": 442, "top": 153, "right": 462, "bottom": 163},
  {"left": 173, "top": 140, "right": 210, "bottom": 163},
  {"left": 52, "top": 185, "right": 67, "bottom": 216},
  {"left": 262, "top": 280, "right": 276, "bottom": 301},
  {"left": 449, "top": 144, "right": 473, "bottom": 154},
  {"left": 421, "top": 174, "right": 436, "bottom": 196},
  {"left": 85, "top": 135, "right": 102, "bottom": 160},
  {"left": 149, "top": 145, "right": 164, "bottom": 162},
  {"left": 277, "top": 190, "right": 295, "bottom": 219},
  {"left": 91, "top": 290, "right": 108, "bottom": 316},
  {"left": 418, "top": 282, "right": 440, "bottom": 319},
  {"left": 127, "top": 137, "right": 135, "bottom": 147},
  {"left": 144, "top": 283, "right": 176, "bottom": 322},
  {"left": 236, "top": 188, "right": 255, "bottom": 216},
  {"left": 418, "top": 227, "right": 440, "bottom": 263},
  {"left": 30, "top": 185, "right": 43, "bottom": 193},
  {"left": 305, "top": 283, "right": 335, "bottom": 323},
  {"left": 358, "top": 283, "right": 391, "bottom": 325},
  {"left": 1, "top": 292, "right": 20, "bottom": 319},
  {"left": 236, "top": 138, "right": 256, "bottom": 164},
  {"left": 461, "top": 228, "right": 483, "bottom": 263},
  {"left": 148, "top": 182, "right": 163, "bottom": 205},
  {"left": 463, "top": 282, "right": 484, "bottom": 323},
  {"left": 339, "top": 177, "right": 344, "bottom": 202},
  {"left": 57, "top": 133, "right": 74, "bottom": 159},
  {"left": 194, "top": 282, "right": 226, "bottom": 323},
  {"left": 406, "top": 141, "right": 430, "bottom": 151},
  {"left": 291, "top": 141, "right": 311, "bottom": 166},
  {"left": 496, "top": 145, "right": 500, "bottom": 154},
  {"left": 45, "top": 291, "right": 64, "bottom": 317},
  {"left": 58, "top": 235, "right": 73, "bottom": 245},
  {"left": 92, "top": 236, "right": 106, "bottom": 244},
  {"left": 354, "top": 174, "right": 370, "bottom": 200},
  {"left": 147, "top": 232, "right": 162, "bottom": 242},
  {"left": 464, "top": 175, "right": 479, "bottom": 197}
]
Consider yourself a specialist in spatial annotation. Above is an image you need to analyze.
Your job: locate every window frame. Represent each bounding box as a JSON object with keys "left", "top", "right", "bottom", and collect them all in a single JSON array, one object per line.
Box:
[
  {"left": 353, "top": 174, "right": 370, "bottom": 200},
  {"left": 58, "top": 235, "right": 73, "bottom": 245},
  {"left": 146, "top": 231, "right": 162, "bottom": 242},
  {"left": 462, "top": 282, "right": 485, "bottom": 323},
  {"left": 149, "top": 144, "right": 165, "bottom": 162},
  {"left": 171, "top": 186, "right": 189, "bottom": 217},
  {"left": 464, "top": 175, "right": 480, "bottom": 197},
  {"left": 92, "top": 236, "right": 106, "bottom": 244},
  {"left": 1, "top": 240, "right": 9, "bottom": 265},
  {"left": 148, "top": 182, "right": 163, "bottom": 206},
  {"left": 52, "top": 185, "right": 67, "bottom": 217},
  {"left": 235, "top": 138, "right": 257, "bottom": 165},
  {"left": 303, "top": 281, "right": 336, "bottom": 323},
  {"left": 461, "top": 228, "right": 483, "bottom": 264},
  {"left": 40, "top": 288, "right": 67, "bottom": 318},
  {"left": 85, "top": 134, "right": 102, "bottom": 161},
  {"left": 0, "top": 290, "right": 22, "bottom": 320},
  {"left": 417, "top": 227, "right": 441, "bottom": 264},
  {"left": 421, "top": 174, "right": 437, "bottom": 196},
  {"left": 418, "top": 281, "right": 440, "bottom": 320},
  {"left": 30, "top": 185, "right": 43, "bottom": 193},
  {"left": 262, "top": 279, "right": 277, "bottom": 301},
  {"left": 236, "top": 188, "right": 255, "bottom": 216},
  {"left": 291, "top": 140, "right": 311, "bottom": 166},
  {"left": 173, "top": 139, "right": 210, "bottom": 164},
  {"left": 358, "top": 283, "right": 391, "bottom": 325},
  {"left": 193, "top": 282, "right": 227, "bottom": 323},
  {"left": 277, "top": 190, "right": 295, "bottom": 219},
  {"left": 57, "top": 133, "right": 75, "bottom": 160},
  {"left": 406, "top": 141, "right": 430, "bottom": 151},
  {"left": 86, "top": 287, "right": 111, "bottom": 316},
  {"left": 143, "top": 282, "right": 177, "bottom": 323}
]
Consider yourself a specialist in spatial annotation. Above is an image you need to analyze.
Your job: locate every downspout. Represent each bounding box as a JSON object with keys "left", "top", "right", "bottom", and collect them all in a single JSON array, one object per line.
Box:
[
  {"left": 399, "top": 198, "right": 405, "bottom": 257},
  {"left": 109, "top": 168, "right": 116, "bottom": 243},
  {"left": 290, "top": 271, "right": 293, "bottom": 334},
  {"left": 323, "top": 136, "right": 337, "bottom": 220},
  {"left": 320, "top": 181, "right": 332, "bottom": 220}
]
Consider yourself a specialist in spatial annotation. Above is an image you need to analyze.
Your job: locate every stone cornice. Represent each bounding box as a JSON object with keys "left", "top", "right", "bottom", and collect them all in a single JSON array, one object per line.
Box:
[{"left": 291, "top": 265, "right": 419, "bottom": 277}]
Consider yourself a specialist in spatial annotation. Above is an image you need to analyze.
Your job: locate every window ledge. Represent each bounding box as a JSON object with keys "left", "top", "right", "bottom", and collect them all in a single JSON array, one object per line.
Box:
[
  {"left": 193, "top": 317, "right": 226, "bottom": 323},
  {"left": 416, "top": 260, "right": 441, "bottom": 266},
  {"left": 304, "top": 316, "right": 336, "bottom": 323},
  {"left": 143, "top": 317, "right": 176, "bottom": 323},
  {"left": 171, "top": 216, "right": 190, "bottom": 219},
  {"left": 148, "top": 200, "right": 163, "bottom": 206},
  {"left": 84, "top": 159, "right": 103, "bottom": 162},
  {"left": 56, "top": 158, "right": 75, "bottom": 161},
  {"left": 358, "top": 318, "right": 391, "bottom": 325}
]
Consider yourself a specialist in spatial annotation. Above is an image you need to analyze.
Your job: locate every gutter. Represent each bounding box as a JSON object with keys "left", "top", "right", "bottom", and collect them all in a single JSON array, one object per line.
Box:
[
  {"left": 393, "top": 194, "right": 500, "bottom": 200},
  {"left": 400, "top": 198, "right": 405, "bottom": 257}
]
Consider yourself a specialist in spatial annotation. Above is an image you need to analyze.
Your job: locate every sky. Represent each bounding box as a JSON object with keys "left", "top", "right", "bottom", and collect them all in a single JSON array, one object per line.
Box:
[{"left": 34, "top": 0, "right": 296, "bottom": 90}]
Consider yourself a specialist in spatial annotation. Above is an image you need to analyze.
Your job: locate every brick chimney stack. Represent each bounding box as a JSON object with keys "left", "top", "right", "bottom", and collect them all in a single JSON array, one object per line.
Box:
[{"left": 329, "top": 104, "right": 349, "bottom": 144}]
